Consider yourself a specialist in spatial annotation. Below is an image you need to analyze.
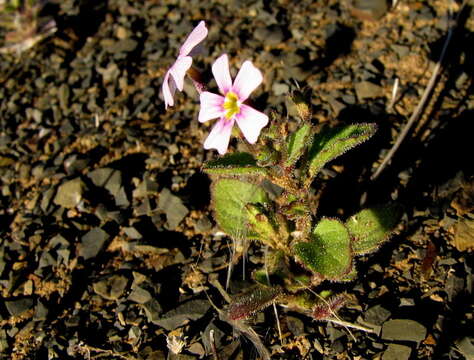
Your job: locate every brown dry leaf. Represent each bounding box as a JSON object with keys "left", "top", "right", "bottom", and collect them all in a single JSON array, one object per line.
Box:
[{"left": 452, "top": 217, "right": 474, "bottom": 252}]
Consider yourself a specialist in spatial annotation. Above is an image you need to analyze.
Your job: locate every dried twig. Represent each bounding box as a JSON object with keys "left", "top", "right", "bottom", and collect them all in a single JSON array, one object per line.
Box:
[{"left": 371, "top": 2, "right": 464, "bottom": 180}]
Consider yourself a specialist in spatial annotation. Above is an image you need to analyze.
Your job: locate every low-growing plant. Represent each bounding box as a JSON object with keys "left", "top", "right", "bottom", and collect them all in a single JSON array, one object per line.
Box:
[{"left": 163, "top": 21, "right": 400, "bottom": 324}]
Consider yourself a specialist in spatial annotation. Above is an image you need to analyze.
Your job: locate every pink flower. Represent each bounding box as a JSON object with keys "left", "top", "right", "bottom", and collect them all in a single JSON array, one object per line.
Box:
[
  {"left": 199, "top": 54, "right": 269, "bottom": 155},
  {"left": 162, "top": 21, "right": 208, "bottom": 108}
]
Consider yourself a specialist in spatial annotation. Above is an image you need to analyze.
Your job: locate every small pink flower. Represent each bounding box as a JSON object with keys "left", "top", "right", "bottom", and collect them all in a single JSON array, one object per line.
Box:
[
  {"left": 162, "top": 21, "right": 208, "bottom": 108},
  {"left": 199, "top": 54, "right": 269, "bottom": 155}
]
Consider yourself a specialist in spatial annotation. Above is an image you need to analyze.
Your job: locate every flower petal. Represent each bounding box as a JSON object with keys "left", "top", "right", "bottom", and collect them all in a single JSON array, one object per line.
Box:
[
  {"left": 199, "top": 92, "right": 225, "bottom": 123},
  {"left": 179, "top": 21, "right": 208, "bottom": 56},
  {"left": 162, "top": 70, "right": 176, "bottom": 108},
  {"left": 212, "top": 54, "right": 233, "bottom": 94},
  {"left": 169, "top": 56, "right": 192, "bottom": 91},
  {"left": 235, "top": 104, "right": 268, "bottom": 144},
  {"left": 232, "top": 60, "right": 263, "bottom": 101},
  {"left": 204, "top": 118, "right": 234, "bottom": 155}
]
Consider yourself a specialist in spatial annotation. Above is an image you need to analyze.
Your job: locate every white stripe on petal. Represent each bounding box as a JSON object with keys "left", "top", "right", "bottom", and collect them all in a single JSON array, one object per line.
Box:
[
  {"left": 170, "top": 56, "right": 192, "bottom": 91},
  {"left": 212, "top": 54, "right": 233, "bottom": 94},
  {"left": 162, "top": 70, "right": 175, "bottom": 108},
  {"left": 179, "top": 21, "right": 208, "bottom": 57},
  {"left": 235, "top": 104, "right": 268, "bottom": 144},
  {"left": 232, "top": 60, "right": 263, "bottom": 101},
  {"left": 203, "top": 118, "right": 234, "bottom": 155},
  {"left": 199, "top": 92, "right": 225, "bottom": 123}
]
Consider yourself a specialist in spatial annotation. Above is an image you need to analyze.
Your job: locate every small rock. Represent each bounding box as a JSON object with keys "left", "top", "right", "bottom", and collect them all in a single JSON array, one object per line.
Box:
[
  {"left": 123, "top": 227, "right": 142, "bottom": 239},
  {"left": 187, "top": 342, "right": 205, "bottom": 358},
  {"left": 350, "top": 0, "right": 389, "bottom": 21},
  {"left": 106, "top": 38, "right": 138, "bottom": 53},
  {"left": 98, "top": 63, "right": 120, "bottom": 84},
  {"left": 158, "top": 188, "right": 189, "bottom": 230},
  {"left": 93, "top": 275, "right": 128, "bottom": 300},
  {"left": 53, "top": 178, "right": 85, "bottom": 209},
  {"left": 194, "top": 216, "right": 212, "bottom": 233},
  {"left": 78, "top": 227, "right": 109, "bottom": 260},
  {"left": 154, "top": 299, "right": 210, "bottom": 330},
  {"left": 34, "top": 300, "right": 49, "bottom": 321},
  {"left": 272, "top": 83, "right": 289, "bottom": 96},
  {"left": 355, "top": 80, "right": 384, "bottom": 100},
  {"left": 142, "top": 298, "right": 163, "bottom": 323},
  {"left": 381, "top": 319, "right": 427, "bottom": 344},
  {"left": 364, "top": 304, "right": 391, "bottom": 325},
  {"left": 455, "top": 337, "right": 474, "bottom": 360},
  {"left": 5, "top": 298, "right": 34, "bottom": 317},
  {"left": 286, "top": 316, "right": 305, "bottom": 336},
  {"left": 128, "top": 287, "right": 152, "bottom": 304},
  {"left": 254, "top": 25, "right": 284, "bottom": 46},
  {"left": 382, "top": 344, "right": 411, "bottom": 360}
]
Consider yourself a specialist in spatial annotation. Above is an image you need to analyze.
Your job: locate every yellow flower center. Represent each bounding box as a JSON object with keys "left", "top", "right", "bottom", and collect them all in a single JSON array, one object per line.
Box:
[{"left": 223, "top": 91, "right": 240, "bottom": 119}]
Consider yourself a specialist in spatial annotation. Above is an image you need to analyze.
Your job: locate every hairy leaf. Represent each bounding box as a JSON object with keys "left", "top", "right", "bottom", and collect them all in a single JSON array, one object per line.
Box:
[
  {"left": 228, "top": 285, "right": 281, "bottom": 320},
  {"left": 293, "top": 218, "right": 352, "bottom": 280},
  {"left": 307, "top": 123, "right": 377, "bottom": 178},
  {"left": 203, "top": 152, "right": 267, "bottom": 177},
  {"left": 212, "top": 178, "right": 268, "bottom": 240},
  {"left": 346, "top": 204, "right": 401, "bottom": 255},
  {"left": 285, "top": 123, "right": 312, "bottom": 167}
]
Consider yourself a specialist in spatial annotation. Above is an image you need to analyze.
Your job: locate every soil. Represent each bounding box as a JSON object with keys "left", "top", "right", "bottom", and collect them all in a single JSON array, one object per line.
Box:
[{"left": 0, "top": 0, "right": 473, "bottom": 359}]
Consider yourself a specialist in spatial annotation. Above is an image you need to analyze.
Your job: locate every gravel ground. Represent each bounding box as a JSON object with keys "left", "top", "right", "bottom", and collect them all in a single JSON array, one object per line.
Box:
[{"left": 0, "top": 0, "right": 473, "bottom": 359}]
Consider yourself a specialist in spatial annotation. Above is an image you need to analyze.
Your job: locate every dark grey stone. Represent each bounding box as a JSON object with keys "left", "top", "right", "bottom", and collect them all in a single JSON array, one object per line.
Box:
[
  {"left": 93, "top": 275, "right": 129, "bottom": 300},
  {"left": 128, "top": 287, "right": 152, "bottom": 304},
  {"left": 53, "top": 178, "right": 85, "bottom": 209},
  {"left": 78, "top": 228, "right": 109, "bottom": 260},
  {"left": 154, "top": 299, "right": 210, "bottom": 330},
  {"left": 381, "top": 319, "right": 427, "bottom": 344},
  {"left": 5, "top": 298, "right": 34, "bottom": 317},
  {"left": 158, "top": 188, "right": 189, "bottom": 230},
  {"left": 355, "top": 81, "right": 384, "bottom": 100},
  {"left": 382, "top": 344, "right": 412, "bottom": 360}
]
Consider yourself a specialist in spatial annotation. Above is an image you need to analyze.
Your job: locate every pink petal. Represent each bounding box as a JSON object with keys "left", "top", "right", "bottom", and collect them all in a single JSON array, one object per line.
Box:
[
  {"left": 203, "top": 118, "right": 234, "bottom": 155},
  {"left": 235, "top": 104, "right": 268, "bottom": 144},
  {"left": 179, "top": 21, "right": 208, "bottom": 56},
  {"left": 162, "top": 70, "right": 176, "bottom": 108},
  {"left": 169, "top": 56, "right": 192, "bottom": 91},
  {"left": 212, "top": 54, "right": 232, "bottom": 94},
  {"left": 232, "top": 60, "right": 263, "bottom": 101},
  {"left": 199, "top": 92, "right": 225, "bottom": 123}
]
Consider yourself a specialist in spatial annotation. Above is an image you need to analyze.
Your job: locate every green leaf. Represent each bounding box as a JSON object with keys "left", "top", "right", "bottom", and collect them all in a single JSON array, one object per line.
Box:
[
  {"left": 244, "top": 203, "right": 281, "bottom": 247},
  {"left": 285, "top": 123, "right": 312, "bottom": 167},
  {"left": 346, "top": 204, "right": 401, "bottom": 255},
  {"left": 307, "top": 123, "right": 377, "bottom": 178},
  {"left": 293, "top": 218, "right": 352, "bottom": 280},
  {"left": 202, "top": 152, "right": 268, "bottom": 177},
  {"left": 212, "top": 178, "right": 268, "bottom": 240}
]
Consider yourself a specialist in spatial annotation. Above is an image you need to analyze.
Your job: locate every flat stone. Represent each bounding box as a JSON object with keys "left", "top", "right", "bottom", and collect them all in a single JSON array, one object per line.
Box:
[
  {"left": 128, "top": 286, "right": 152, "bottom": 304},
  {"left": 154, "top": 299, "right": 210, "bottom": 330},
  {"left": 5, "top": 298, "right": 34, "bottom": 317},
  {"left": 355, "top": 80, "right": 384, "bottom": 100},
  {"left": 381, "top": 319, "right": 427, "bottom": 344},
  {"left": 158, "top": 188, "right": 189, "bottom": 230},
  {"left": 142, "top": 298, "right": 163, "bottom": 323},
  {"left": 382, "top": 344, "right": 412, "bottom": 360},
  {"left": 93, "top": 275, "right": 128, "bottom": 300},
  {"left": 53, "top": 178, "right": 85, "bottom": 208},
  {"left": 78, "top": 227, "right": 109, "bottom": 260},
  {"left": 364, "top": 304, "right": 391, "bottom": 325},
  {"left": 286, "top": 316, "right": 305, "bottom": 336}
]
